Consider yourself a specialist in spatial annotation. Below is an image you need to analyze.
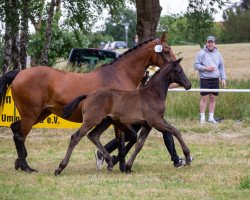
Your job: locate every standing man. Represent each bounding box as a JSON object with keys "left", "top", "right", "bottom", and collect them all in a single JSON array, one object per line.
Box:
[{"left": 194, "top": 36, "right": 227, "bottom": 123}]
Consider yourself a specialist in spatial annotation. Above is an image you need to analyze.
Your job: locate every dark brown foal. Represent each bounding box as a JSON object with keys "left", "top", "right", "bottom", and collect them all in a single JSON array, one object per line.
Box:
[{"left": 54, "top": 58, "right": 191, "bottom": 175}]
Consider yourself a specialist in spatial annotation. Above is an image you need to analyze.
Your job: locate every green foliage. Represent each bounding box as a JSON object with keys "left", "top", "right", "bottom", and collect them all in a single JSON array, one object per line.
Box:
[
  {"left": 185, "top": 0, "right": 229, "bottom": 47},
  {"left": 186, "top": 9, "right": 214, "bottom": 47},
  {"left": 88, "top": 33, "right": 113, "bottom": 48},
  {"left": 221, "top": 6, "right": 250, "bottom": 43},
  {"left": 101, "top": 7, "right": 137, "bottom": 47},
  {"left": 62, "top": 0, "right": 126, "bottom": 33},
  {"left": 158, "top": 15, "right": 189, "bottom": 45},
  {"left": 166, "top": 79, "right": 250, "bottom": 120},
  {"left": 28, "top": 19, "right": 90, "bottom": 66}
]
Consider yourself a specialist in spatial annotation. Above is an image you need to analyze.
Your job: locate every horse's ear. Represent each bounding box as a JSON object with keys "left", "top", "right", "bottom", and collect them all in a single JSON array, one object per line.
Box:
[
  {"left": 177, "top": 57, "right": 183, "bottom": 63},
  {"left": 172, "top": 57, "right": 183, "bottom": 67},
  {"left": 161, "top": 32, "right": 168, "bottom": 42}
]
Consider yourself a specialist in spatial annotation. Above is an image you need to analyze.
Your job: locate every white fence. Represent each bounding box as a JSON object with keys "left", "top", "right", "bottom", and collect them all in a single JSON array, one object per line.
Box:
[{"left": 169, "top": 88, "right": 250, "bottom": 93}]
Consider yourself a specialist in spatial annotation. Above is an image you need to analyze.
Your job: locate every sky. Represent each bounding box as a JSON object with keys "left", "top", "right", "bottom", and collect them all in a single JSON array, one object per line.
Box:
[{"left": 159, "top": 0, "right": 242, "bottom": 21}]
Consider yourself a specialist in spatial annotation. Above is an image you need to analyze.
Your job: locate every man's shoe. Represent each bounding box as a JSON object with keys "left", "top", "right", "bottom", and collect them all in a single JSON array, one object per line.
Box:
[
  {"left": 200, "top": 119, "right": 206, "bottom": 124},
  {"left": 173, "top": 158, "right": 186, "bottom": 168},
  {"left": 208, "top": 118, "right": 217, "bottom": 124},
  {"left": 94, "top": 150, "right": 104, "bottom": 171}
]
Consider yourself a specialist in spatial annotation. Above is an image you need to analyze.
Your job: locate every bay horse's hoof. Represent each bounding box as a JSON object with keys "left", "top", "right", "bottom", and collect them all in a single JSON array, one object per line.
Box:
[
  {"left": 119, "top": 160, "right": 126, "bottom": 172},
  {"left": 14, "top": 159, "right": 20, "bottom": 170},
  {"left": 111, "top": 155, "right": 119, "bottom": 166},
  {"left": 15, "top": 159, "right": 38, "bottom": 173},
  {"left": 23, "top": 167, "right": 38, "bottom": 173}
]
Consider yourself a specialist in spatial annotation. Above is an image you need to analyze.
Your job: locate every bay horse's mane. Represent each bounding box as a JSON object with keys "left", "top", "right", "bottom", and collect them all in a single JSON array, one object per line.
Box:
[{"left": 101, "top": 36, "right": 157, "bottom": 67}]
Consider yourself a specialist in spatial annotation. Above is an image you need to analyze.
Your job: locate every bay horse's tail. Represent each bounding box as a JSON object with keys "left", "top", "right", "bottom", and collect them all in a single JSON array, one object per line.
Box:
[
  {"left": 62, "top": 95, "right": 87, "bottom": 119},
  {"left": 0, "top": 70, "right": 20, "bottom": 113}
]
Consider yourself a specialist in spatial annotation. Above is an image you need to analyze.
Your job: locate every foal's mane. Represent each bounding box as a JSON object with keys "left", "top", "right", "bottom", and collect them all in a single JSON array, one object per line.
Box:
[{"left": 101, "top": 36, "right": 158, "bottom": 67}]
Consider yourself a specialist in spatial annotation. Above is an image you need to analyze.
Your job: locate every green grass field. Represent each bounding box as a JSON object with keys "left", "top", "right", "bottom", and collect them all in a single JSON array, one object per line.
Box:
[
  {"left": 1, "top": 43, "right": 250, "bottom": 199},
  {"left": 0, "top": 120, "right": 249, "bottom": 200}
]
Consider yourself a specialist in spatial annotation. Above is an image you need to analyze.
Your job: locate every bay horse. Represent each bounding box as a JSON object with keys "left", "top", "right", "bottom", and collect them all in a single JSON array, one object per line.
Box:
[
  {"left": 0, "top": 33, "right": 177, "bottom": 173},
  {"left": 54, "top": 58, "right": 192, "bottom": 175}
]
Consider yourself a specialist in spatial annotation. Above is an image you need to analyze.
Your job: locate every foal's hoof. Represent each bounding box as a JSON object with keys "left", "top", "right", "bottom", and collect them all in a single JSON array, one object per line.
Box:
[
  {"left": 54, "top": 169, "right": 61, "bottom": 176},
  {"left": 186, "top": 156, "right": 194, "bottom": 166},
  {"left": 107, "top": 166, "right": 113, "bottom": 172},
  {"left": 14, "top": 159, "right": 20, "bottom": 170},
  {"left": 125, "top": 166, "right": 132, "bottom": 174}
]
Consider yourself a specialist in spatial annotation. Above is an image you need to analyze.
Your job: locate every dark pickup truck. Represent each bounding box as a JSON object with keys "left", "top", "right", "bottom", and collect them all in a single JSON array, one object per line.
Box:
[{"left": 67, "top": 48, "right": 120, "bottom": 68}]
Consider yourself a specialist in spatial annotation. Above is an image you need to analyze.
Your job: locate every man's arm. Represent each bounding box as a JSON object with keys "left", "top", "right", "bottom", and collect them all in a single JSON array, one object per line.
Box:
[{"left": 219, "top": 54, "right": 227, "bottom": 88}]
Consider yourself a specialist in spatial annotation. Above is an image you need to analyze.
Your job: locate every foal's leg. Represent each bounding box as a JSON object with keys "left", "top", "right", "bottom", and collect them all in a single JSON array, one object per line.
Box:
[
  {"left": 54, "top": 124, "right": 91, "bottom": 175},
  {"left": 154, "top": 118, "right": 192, "bottom": 165},
  {"left": 126, "top": 125, "right": 152, "bottom": 173},
  {"left": 87, "top": 117, "right": 114, "bottom": 171}
]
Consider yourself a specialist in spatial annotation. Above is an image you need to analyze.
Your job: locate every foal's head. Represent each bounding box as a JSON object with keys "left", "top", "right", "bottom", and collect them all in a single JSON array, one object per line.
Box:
[{"left": 168, "top": 58, "right": 191, "bottom": 90}]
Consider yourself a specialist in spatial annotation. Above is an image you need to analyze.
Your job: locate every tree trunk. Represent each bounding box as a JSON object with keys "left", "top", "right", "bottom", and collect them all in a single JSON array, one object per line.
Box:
[
  {"left": 10, "top": 0, "right": 20, "bottom": 70},
  {"left": 19, "top": 0, "right": 30, "bottom": 69},
  {"left": 40, "top": 0, "right": 56, "bottom": 66},
  {"left": 2, "top": 22, "right": 11, "bottom": 74},
  {"left": 136, "top": 0, "right": 162, "bottom": 42}
]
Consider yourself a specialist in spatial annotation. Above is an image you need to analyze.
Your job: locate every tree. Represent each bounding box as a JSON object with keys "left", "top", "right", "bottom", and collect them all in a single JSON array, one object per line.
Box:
[
  {"left": 158, "top": 14, "right": 189, "bottom": 45},
  {"left": 102, "top": 7, "right": 137, "bottom": 47},
  {"left": 40, "top": 0, "right": 57, "bottom": 66},
  {"left": 221, "top": 0, "right": 250, "bottom": 42},
  {"left": 136, "top": 0, "right": 162, "bottom": 42},
  {"left": 19, "top": 0, "right": 30, "bottom": 69},
  {"left": 186, "top": 0, "right": 228, "bottom": 47},
  {"left": 2, "top": 0, "right": 11, "bottom": 73}
]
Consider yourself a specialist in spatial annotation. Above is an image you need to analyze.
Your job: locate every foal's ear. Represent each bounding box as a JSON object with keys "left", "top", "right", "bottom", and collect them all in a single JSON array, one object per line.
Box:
[
  {"left": 176, "top": 57, "right": 183, "bottom": 63},
  {"left": 161, "top": 32, "right": 168, "bottom": 42}
]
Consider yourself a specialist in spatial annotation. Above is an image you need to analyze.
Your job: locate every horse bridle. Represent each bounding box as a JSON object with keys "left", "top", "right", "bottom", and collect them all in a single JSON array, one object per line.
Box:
[{"left": 155, "top": 42, "right": 172, "bottom": 66}]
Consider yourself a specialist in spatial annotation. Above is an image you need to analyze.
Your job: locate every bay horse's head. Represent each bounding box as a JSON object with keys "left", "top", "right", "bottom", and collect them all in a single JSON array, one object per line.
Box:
[
  {"left": 168, "top": 58, "right": 191, "bottom": 90},
  {"left": 148, "top": 32, "right": 177, "bottom": 67}
]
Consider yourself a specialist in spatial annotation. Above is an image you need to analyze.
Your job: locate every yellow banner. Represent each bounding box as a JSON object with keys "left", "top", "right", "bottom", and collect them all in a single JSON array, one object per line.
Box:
[{"left": 0, "top": 90, "right": 82, "bottom": 128}]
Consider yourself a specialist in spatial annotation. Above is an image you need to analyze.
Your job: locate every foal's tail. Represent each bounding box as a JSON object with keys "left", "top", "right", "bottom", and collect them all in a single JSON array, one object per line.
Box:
[
  {"left": 62, "top": 95, "right": 87, "bottom": 119},
  {"left": 0, "top": 70, "right": 20, "bottom": 113}
]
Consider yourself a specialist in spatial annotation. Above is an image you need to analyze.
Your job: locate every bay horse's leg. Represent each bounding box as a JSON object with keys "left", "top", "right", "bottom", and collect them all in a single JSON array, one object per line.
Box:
[
  {"left": 112, "top": 123, "right": 138, "bottom": 172},
  {"left": 113, "top": 126, "right": 126, "bottom": 172},
  {"left": 154, "top": 119, "right": 192, "bottom": 165},
  {"left": 10, "top": 121, "right": 35, "bottom": 172},
  {"left": 126, "top": 125, "right": 152, "bottom": 174},
  {"left": 11, "top": 117, "right": 39, "bottom": 173},
  {"left": 11, "top": 110, "right": 52, "bottom": 173},
  {"left": 122, "top": 124, "right": 140, "bottom": 158},
  {"left": 94, "top": 125, "right": 138, "bottom": 170},
  {"left": 54, "top": 124, "right": 91, "bottom": 175}
]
